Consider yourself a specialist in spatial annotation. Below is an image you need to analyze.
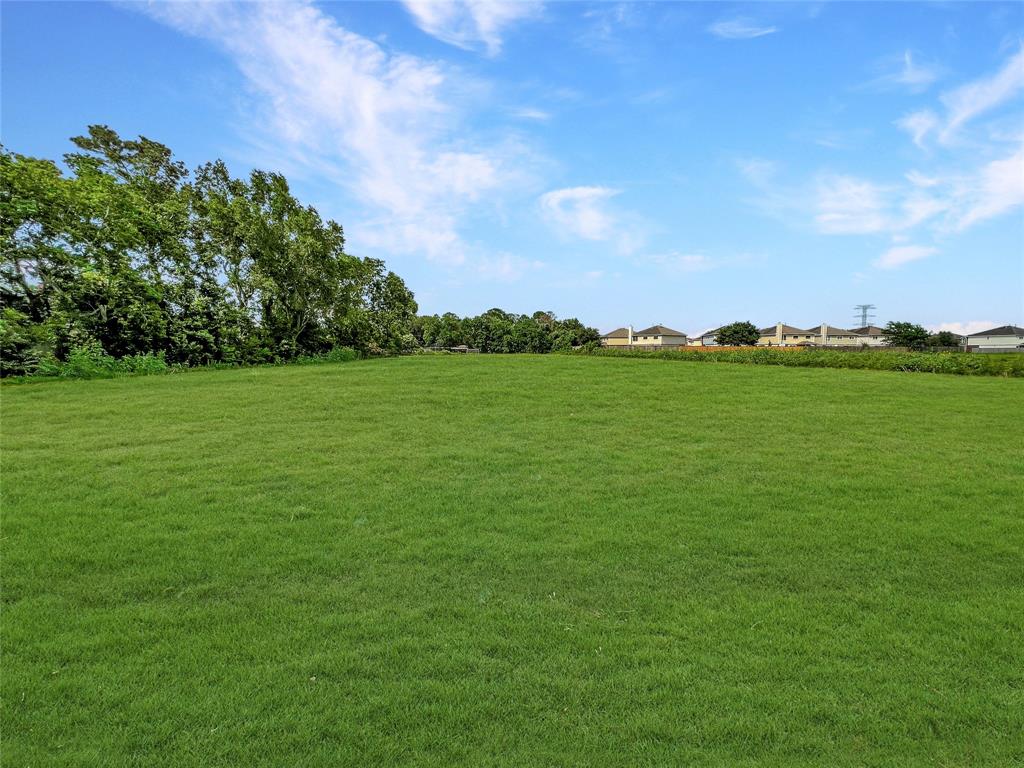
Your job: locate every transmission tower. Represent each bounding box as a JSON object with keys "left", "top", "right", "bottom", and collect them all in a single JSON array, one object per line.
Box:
[{"left": 854, "top": 304, "right": 876, "bottom": 327}]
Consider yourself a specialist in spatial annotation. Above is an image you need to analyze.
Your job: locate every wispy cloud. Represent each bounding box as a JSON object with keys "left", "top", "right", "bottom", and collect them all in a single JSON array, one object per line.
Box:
[
  {"left": 952, "top": 145, "right": 1024, "bottom": 230},
  {"left": 401, "top": 0, "right": 542, "bottom": 56},
  {"left": 864, "top": 50, "right": 942, "bottom": 93},
  {"left": 539, "top": 185, "right": 643, "bottom": 253},
  {"left": 874, "top": 244, "right": 938, "bottom": 270},
  {"left": 815, "top": 175, "right": 890, "bottom": 234},
  {"left": 539, "top": 186, "right": 620, "bottom": 240},
  {"left": 897, "top": 46, "right": 1024, "bottom": 147},
  {"left": 895, "top": 110, "right": 939, "bottom": 150},
  {"left": 137, "top": 1, "right": 534, "bottom": 265},
  {"left": 708, "top": 17, "right": 778, "bottom": 40},
  {"left": 510, "top": 106, "right": 551, "bottom": 121}
]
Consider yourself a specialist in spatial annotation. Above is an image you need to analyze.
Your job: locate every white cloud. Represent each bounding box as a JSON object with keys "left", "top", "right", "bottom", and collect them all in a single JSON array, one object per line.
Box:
[
  {"left": 896, "top": 110, "right": 939, "bottom": 149},
  {"left": 476, "top": 253, "right": 545, "bottom": 282},
  {"left": 708, "top": 18, "right": 778, "bottom": 40},
  {"left": 402, "top": 1, "right": 542, "bottom": 56},
  {"left": 539, "top": 186, "right": 620, "bottom": 241},
  {"left": 953, "top": 145, "right": 1024, "bottom": 230},
  {"left": 815, "top": 176, "right": 890, "bottom": 234},
  {"left": 874, "top": 244, "right": 938, "bottom": 269},
  {"left": 866, "top": 50, "right": 942, "bottom": 93},
  {"left": 510, "top": 106, "right": 551, "bottom": 121},
  {"left": 940, "top": 46, "right": 1024, "bottom": 143},
  {"left": 539, "top": 186, "right": 646, "bottom": 254},
  {"left": 898, "top": 47, "right": 1024, "bottom": 147},
  {"left": 138, "top": 1, "right": 532, "bottom": 265},
  {"left": 736, "top": 157, "right": 777, "bottom": 186},
  {"left": 644, "top": 252, "right": 715, "bottom": 273},
  {"left": 931, "top": 321, "right": 997, "bottom": 336},
  {"left": 905, "top": 170, "right": 942, "bottom": 188}
]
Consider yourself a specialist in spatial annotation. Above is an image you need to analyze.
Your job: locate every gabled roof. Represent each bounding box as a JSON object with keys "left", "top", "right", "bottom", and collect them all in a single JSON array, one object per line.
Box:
[
  {"left": 854, "top": 325, "right": 886, "bottom": 336},
  {"left": 822, "top": 325, "right": 862, "bottom": 335},
  {"left": 601, "top": 327, "right": 630, "bottom": 338},
  {"left": 635, "top": 324, "right": 686, "bottom": 336},
  {"left": 968, "top": 325, "right": 1024, "bottom": 337},
  {"left": 759, "top": 324, "right": 814, "bottom": 335}
]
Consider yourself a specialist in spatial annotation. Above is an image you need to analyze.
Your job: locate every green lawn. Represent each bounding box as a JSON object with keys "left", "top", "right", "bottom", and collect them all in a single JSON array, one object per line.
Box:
[{"left": 3, "top": 355, "right": 1023, "bottom": 766}]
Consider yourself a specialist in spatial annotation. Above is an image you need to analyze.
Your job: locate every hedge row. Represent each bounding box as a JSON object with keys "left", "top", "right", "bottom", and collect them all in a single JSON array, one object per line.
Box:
[{"left": 577, "top": 346, "right": 1024, "bottom": 377}]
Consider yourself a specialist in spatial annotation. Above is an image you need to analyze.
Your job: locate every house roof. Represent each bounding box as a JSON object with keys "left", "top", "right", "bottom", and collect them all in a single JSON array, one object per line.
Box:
[
  {"left": 601, "top": 327, "right": 630, "bottom": 339},
  {"left": 967, "top": 325, "right": 1024, "bottom": 337},
  {"left": 822, "top": 325, "right": 862, "bottom": 335},
  {"left": 854, "top": 325, "right": 886, "bottom": 336},
  {"left": 635, "top": 324, "right": 686, "bottom": 336},
  {"left": 758, "top": 324, "right": 814, "bottom": 335}
]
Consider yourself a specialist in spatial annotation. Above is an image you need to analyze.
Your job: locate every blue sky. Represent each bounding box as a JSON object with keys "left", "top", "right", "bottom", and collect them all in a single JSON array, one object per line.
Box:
[{"left": 3, "top": 1, "right": 1022, "bottom": 335}]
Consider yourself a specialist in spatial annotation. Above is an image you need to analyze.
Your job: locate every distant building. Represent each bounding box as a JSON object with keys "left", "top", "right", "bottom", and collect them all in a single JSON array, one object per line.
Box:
[
  {"left": 757, "top": 324, "right": 818, "bottom": 347},
  {"left": 600, "top": 324, "right": 690, "bottom": 348},
  {"left": 965, "top": 325, "right": 1024, "bottom": 353},
  {"left": 631, "top": 325, "right": 689, "bottom": 347},
  {"left": 853, "top": 325, "right": 889, "bottom": 347},
  {"left": 695, "top": 328, "right": 721, "bottom": 346},
  {"left": 756, "top": 322, "right": 885, "bottom": 347},
  {"left": 600, "top": 327, "right": 633, "bottom": 347}
]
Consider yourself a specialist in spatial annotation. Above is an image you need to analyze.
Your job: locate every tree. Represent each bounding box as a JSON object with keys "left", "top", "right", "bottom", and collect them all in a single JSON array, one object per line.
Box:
[
  {"left": 1, "top": 126, "right": 423, "bottom": 374},
  {"left": 928, "top": 331, "right": 963, "bottom": 348},
  {"left": 715, "top": 321, "right": 760, "bottom": 346},
  {"left": 883, "top": 321, "right": 930, "bottom": 350}
]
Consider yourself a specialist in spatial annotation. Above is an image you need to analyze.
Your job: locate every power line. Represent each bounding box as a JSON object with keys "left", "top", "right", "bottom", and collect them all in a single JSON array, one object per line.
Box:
[{"left": 854, "top": 304, "right": 876, "bottom": 327}]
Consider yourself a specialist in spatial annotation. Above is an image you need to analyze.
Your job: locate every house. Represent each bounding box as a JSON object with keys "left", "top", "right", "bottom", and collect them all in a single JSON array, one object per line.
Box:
[
  {"left": 757, "top": 323, "right": 818, "bottom": 347},
  {"left": 965, "top": 325, "right": 1024, "bottom": 353},
  {"left": 631, "top": 325, "right": 689, "bottom": 347},
  {"left": 695, "top": 328, "right": 721, "bottom": 346},
  {"left": 816, "top": 324, "right": 869, "bottom": 347},
  {"left": 600, "top": 326, "right": 633, "bottom": 347},
  {"left": 853, "top": 325, "right": 889, "bottom": 347},
  {"left": 756, "top": 323, "right": 874, "bottom": 347}
]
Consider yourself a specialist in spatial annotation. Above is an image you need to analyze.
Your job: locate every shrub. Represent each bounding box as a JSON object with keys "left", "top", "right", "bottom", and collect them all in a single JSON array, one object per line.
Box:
[{"left": 577, "top": 346, "right": 1023, "bottom": 377}]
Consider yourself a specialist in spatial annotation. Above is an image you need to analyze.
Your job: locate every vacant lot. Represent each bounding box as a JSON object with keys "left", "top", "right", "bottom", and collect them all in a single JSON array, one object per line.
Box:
[{"left": 3, "top": 355, "right": 1022, "bottom": 766}]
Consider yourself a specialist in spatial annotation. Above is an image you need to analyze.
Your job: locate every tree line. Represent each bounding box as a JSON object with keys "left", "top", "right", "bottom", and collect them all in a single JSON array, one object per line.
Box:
[
  {"left": 2, "top": 127, "right": 602, "bottom": 377},
  {"left": 412, "top": 309, "right": 599, "bottom": 353},
  {"left": 1, "top": 126, "right": 419, "bottom": 376}
]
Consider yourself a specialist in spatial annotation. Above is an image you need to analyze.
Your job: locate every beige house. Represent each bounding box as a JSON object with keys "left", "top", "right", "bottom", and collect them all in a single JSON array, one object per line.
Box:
[
  {"left": 757, "top": 324, "right": 818, "bottom": 346},
  {"left": 757, "top": 322, "right": 877, "bottom": 347},
  {"left": 853, "top": 325, "right": 889, "bottom": 347},
  {"left": 600, "top": 327, "right": 633, "bottom": 347},
  {"left": 631, "top": 325, "right": 689, "bottom": 347},
  {"left": 600, "top": 324, "right": 689, "bottom": 348}
]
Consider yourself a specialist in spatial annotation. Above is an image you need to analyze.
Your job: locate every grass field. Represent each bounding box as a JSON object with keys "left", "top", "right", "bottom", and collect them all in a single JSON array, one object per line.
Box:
[{"left": 3, "top": 355, "right": 1023, "bottom": 766}]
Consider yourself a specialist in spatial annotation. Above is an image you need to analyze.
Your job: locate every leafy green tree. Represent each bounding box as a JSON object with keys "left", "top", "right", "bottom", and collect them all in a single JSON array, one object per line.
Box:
[
  {"left": 883, "top": 321, "right": 930, "bottom": 350},
  {"left": 928, "top": 331, "right": 963, "bottom": 348},
  {"left": 1, "top": 125, "right": 422, "bottom": 374},
  {"left": 715, "top": 321, "right": 760, "bottom": 346}
]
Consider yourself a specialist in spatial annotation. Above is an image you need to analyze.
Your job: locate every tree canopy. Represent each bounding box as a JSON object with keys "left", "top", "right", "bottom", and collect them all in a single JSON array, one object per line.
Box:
[
  {"left": 715, "top": 321, "right": 760, "bottom": 346},
  {"left": 1, "top": 126, "right": 419, "bottom": 375},
  {"left": 412, "top": 309, "right": 599, "bottom": 353},
  {"left": 883, "top": 321, "right": 931, "bottom": 350}
]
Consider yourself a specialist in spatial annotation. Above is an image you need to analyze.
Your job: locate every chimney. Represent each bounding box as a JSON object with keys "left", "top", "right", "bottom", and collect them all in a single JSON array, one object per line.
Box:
[
  {"left": 820, "top": 323, "right": 827, "bottom": 347},
  {"left": 628, "top": 325, "right": 633, "bottom": 346},
  {"left": 776, "top": 322, "right": 783, "bottom": 346}
]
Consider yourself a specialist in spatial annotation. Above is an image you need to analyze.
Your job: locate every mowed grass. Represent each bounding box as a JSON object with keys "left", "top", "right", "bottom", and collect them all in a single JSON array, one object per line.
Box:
[{"left": 3, "top": 355, "right": 1023, "bottom": 766}]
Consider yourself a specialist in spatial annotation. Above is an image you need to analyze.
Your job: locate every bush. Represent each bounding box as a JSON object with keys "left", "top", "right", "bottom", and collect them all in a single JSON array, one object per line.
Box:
[
  {"left": 33, "top": 343, "right": 169, "bottom": 379},
  {"left": 295, "top": 347, "right": 360, "bottom": 366},
  {"left": 577, "top": 346, "right": 1024, "bottom": 377}
]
